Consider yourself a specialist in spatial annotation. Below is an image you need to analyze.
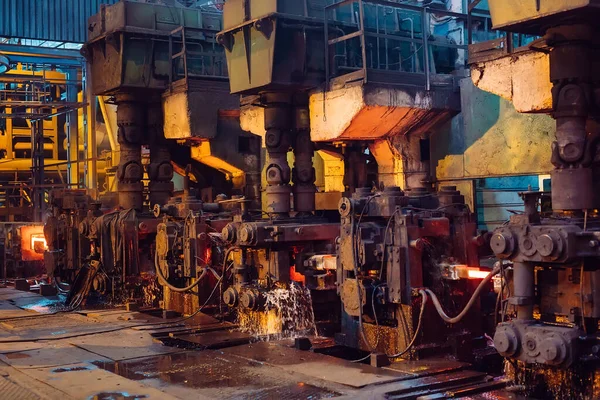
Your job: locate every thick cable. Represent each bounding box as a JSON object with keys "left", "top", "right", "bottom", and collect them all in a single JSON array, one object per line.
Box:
[
  {"left": 386, "top": 289, "right": 428, "bottom": 359},
  {"left": 154, "top": 245, "right": 238, "bottom": 293},
  {"left": 350, "top": 283, "right": 385, "bottom": 363},
  {"left": 0, "top": 248, "right": 238, "bottom": 340},
  {"left": 154, "top": 250, "right": 205, "bottom": 293},
  {"left": 379, "top": 208, "right": 401, "bottom": 281},
  {"left": 351, "top": 194, "right": 380, "bottom": 357},
  {"left": 0, "top": 262, "right": 233, "bottom": 344},
  {"left": 425, "top": 264, "right": 500, "bottom": 325}
]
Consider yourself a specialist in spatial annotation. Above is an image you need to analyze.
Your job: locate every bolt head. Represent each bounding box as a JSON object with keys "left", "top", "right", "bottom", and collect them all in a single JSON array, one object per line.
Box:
[
  {"left": 491, "top": 234, "right": 508, "bottom": 255},
  {"left": 537, "top": 234, "right": 555, "bottom": 257}
]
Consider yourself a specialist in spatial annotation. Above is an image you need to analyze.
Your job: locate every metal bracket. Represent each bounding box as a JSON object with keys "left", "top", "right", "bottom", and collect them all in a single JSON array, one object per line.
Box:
[{"left": 254, "top": 18, "right": 274, "bottom": 40}]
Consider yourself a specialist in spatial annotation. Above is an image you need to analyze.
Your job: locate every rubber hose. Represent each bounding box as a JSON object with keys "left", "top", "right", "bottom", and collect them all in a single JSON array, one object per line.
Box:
[
  {"left": 154, "top": 250, "right": 206, "bottom": 293},
  {"left": 426, "top": 263, "right": 501, "bottom": 325}
]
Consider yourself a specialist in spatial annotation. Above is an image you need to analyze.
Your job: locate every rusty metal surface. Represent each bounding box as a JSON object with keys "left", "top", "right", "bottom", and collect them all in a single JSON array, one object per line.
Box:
[
  {"left": 0, "top": 376, "right": 40, "bottom": 400},
  {"left": 223, "top": 341, "right": 414, "bottom": 388},
  {"left": 93, "top": 350, "right": 341, "bottom": 399},
  {"left": 169, "top": 329, "right": 253, "bottom": 349}
]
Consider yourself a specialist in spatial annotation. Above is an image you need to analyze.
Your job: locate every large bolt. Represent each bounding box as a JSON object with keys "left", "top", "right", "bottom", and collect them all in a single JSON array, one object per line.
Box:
[
  {"left": 221, "top": 224, "right": 237, "bottom": 244},
  {"left": 240, "top": 289, "right": 262, "bottom": 311},
  {"left": 490, "top": 233, "right": 513, "bottom": 257},
  {"left": 537, "top": 234, "right": 556, "bottom": 257},
  {"left": 223, "top": 287, "right": 239, "bottom": 307},
  {"left": 239, "top": 225, "right": 255, "bottom": 244},
  {"left": 493, "top": 326, "right": 519, "bottom": 357},
  {"left": 523, "top": 332, "right": 540, "bottom": 357},
  {"left": 539, "top": 336, "right": 567, "bottom": 366},
  {"left": 410, "top": 239, "right": 425, "bottom": 251}
]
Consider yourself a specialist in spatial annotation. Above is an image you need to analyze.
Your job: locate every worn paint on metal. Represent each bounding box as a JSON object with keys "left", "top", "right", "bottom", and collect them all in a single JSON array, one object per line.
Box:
[
  {"left": 309, "top": 84, "right": 459, "bottom": 141},
  {"left": 434, "top": 78, "right": 554, "bottom": 181},
  {"left": 488, "top": 0, "right": 592, "bottom": 33},
  {"left": 0, "top": 0, "right": 118, "bottom": 43},
  {"left": 475, "top": 176, "right": 540, "bottom": 230},
  {"left": 471, "top": 50, "right": 552, "bottom": 113}
]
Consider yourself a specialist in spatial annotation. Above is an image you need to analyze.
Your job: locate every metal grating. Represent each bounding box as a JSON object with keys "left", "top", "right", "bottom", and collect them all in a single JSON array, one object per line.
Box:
[{"left": 0, "top": 0, "right": 118, "bottom": 43}]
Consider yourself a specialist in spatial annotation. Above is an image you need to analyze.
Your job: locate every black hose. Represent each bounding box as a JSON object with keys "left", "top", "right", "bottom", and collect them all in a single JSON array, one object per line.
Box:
[
  {"left": 386, "top": 289, "right": 428, "bottom": 359},
  {"left": 0, "top": 262, "right": 233, "bottom": 344},
  {"left": 351, "top": 195, "right": 380, "bottom": 356}
]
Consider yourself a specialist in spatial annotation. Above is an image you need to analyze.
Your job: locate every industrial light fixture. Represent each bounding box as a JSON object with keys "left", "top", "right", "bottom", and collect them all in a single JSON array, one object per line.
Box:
[{"left": 0, "top": 54, "right": 10, "bottom": 74}]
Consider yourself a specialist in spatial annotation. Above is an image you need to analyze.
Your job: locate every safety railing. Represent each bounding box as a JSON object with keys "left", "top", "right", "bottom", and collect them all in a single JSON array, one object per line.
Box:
[
  {"left": 324, "top": 0, "right": 494, "bottom": 91},
  {"left": 168, "top": 26, "right": 228, "bottom": 86},
  {"left": 468, "top": 31, "right": 541, "bottom": 65}
]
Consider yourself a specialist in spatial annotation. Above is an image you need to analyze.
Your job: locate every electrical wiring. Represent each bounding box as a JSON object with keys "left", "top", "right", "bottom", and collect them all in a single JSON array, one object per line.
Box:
[
  {"left": 386, "top": 289, "right": 428, "bottom": 359},
  {"left": 0, "top": 247, "right": 238, "bottom": 338},
  {"left": 154, "top": 250, "right": 206, "bottom": 293},
  {"left": 154, "top": 242, "right": 239, "bottom": 293},
  {"left": 350, "top": 283, "right": 386, "bottom": 363},
  {"left": 350, "top": 193, "right": 380, "bottom": 360},
  {"left": 0, "top": 261, "right": 233, "bottom": 344}
]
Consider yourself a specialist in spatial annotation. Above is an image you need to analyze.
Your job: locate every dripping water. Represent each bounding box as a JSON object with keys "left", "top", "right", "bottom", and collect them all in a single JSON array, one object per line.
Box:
[{"left": 238, "top": 283, "right": 317, "bottom": 340}]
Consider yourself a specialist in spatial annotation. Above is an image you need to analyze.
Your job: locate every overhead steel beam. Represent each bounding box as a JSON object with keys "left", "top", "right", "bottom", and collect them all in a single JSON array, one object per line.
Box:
[
  {"left": 0, "top": 54, "right": 83, "bottom": 67},
  {"left": 0, "top": 43, "right": 82, "bottom": 59}
]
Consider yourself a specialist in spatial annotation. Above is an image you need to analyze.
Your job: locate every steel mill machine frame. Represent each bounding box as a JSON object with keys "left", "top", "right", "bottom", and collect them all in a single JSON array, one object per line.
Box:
[
  {"left": 47, "top": 0, "right": 260, "bottom": 312},
  {"left": 468, "top": 0, "right": 600, "bottom": 396},
  {"left": 217, "top": 0, "right": 497, "bottom": 358},
  {"left": 67, "top": 0, "right": 498, "bottom": 369},
  {"left": 216, "top": 0, "right": 341, "bottom": 333}
]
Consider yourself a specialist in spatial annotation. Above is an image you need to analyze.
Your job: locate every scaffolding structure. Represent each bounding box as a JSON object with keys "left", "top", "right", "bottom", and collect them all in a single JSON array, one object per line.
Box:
[{"left": 0, "top": 44, "right": 96, "bottom": 222}]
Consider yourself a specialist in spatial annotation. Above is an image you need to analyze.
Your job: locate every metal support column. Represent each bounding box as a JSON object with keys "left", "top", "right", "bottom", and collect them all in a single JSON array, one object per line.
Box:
[
  {"left": 31, "top": 118, "right": 45, "bottom": 222},
  {"left": 83, "top": 62, "right": 98, "bottom": 198},
  {"left": 66, "top": 69, "right": 80, "bottom": 187}
]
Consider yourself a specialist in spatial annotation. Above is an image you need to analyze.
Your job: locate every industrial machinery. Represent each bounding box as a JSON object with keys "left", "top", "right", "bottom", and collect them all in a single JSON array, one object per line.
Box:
[
  {"left": 215, "top": 0, "right": 498, "bottom": 354},
  {"left": 70, "top": 0, "right": 499, "bottom": 374},
  {"left": 0, "top": 222, "right": 47, "bottom": 280},
  {"left": 469, "top": 1, "right": 600, "bottom": 397},
  {"left": 216, "top": 0, "right": 342, "bottom": 334},
  {"left": 335, "top": 185, "right": 493, "bottom": 360},
  {"left": 154, "top": 186, "right": 242, "bottom": 315},
  {"left": 43, "top": 190, "right": 101, "bottom": 287},
  {"left": 40, "top": 0, "right": 262, "bottom": 312}
]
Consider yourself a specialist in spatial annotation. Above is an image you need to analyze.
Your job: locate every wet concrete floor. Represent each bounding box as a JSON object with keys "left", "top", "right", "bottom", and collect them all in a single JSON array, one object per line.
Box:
[{"left": 0, "top": 286, "right": 526, "bottom": 400}]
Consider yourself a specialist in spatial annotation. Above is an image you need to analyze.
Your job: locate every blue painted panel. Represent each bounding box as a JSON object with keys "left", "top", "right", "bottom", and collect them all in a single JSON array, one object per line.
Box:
[
  {"left": 476, "top": 175, "right": 539, "bottom": 231},
  {"left": 0, "top": 0, "right": 118, "bottom": 43}
]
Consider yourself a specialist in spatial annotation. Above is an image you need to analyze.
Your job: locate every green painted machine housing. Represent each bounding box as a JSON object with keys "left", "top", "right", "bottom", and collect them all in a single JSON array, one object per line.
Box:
[
  {"left": 218, "top": 0, "right": 326, "bottom": 95},
  {"left": 487, "top": 0, "right": 600, "bottom": 34},
  {"left": 83, "top": 0, "right": 225, "bottom": 95}
]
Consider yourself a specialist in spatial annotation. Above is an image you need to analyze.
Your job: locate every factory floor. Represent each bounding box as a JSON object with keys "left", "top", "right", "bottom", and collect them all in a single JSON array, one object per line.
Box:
[{"left": 0, "top": 286, "right": 523, "bottom": 400}]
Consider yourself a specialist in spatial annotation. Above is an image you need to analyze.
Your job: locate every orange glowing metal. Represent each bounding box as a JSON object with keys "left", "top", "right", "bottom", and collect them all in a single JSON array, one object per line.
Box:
[
  {"left": 467, "top": 269, "right": 491, "bottom": 280},
  {"left": 20, "top": 225, "right": 46, "bottom": 262},
  {"left": 445, "top": 264, "right": 490, "bottom": 280}
]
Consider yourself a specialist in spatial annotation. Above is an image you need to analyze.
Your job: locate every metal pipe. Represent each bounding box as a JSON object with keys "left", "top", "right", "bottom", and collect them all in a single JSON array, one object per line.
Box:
[
  {"left": 422, "top": 8, "right": 431, "bottom": 90},
  {"left": 512, "top": 262, "right": 535, "bottom": 320},
  {"left": 400, "top": 17, "right": 415, "bottom": 71},
  {"left": 65, "top": 68, "right": 80, "bottom": 187}
]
